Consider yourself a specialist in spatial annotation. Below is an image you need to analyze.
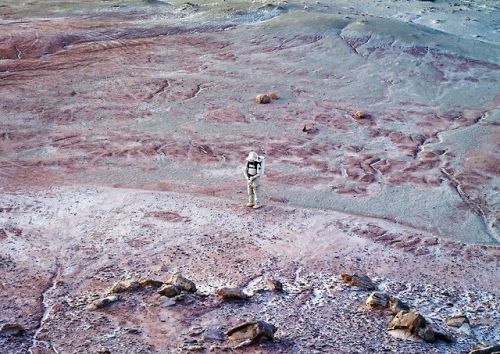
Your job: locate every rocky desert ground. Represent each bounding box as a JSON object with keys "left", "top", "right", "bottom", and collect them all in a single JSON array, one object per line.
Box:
[{"left": 0, "top": 0, "right": 499, "bottom": 353}]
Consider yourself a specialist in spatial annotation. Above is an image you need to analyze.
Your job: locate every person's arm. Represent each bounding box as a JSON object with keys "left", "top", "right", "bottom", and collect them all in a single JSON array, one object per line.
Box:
[{"left": 243, "top": 163, "right": 250, "bottom": 180}]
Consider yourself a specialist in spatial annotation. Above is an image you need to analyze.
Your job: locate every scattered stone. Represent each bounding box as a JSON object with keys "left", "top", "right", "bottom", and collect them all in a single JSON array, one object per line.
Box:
[
  {"left": 340, "top": 273, "right": 376, "bottom": 290},
  {"left": 446, "top": 313, "right": 470, "bottom": 328},
  {"left": 158, "top": 284, "right": 181, "bottom": 297},
  {"left": 226, "top": 320, "right": 277, "bottom": 348},
  {"left": 255, "top": 94, "right": 271, "bottom": 104},
  {"left": 109, "top": 280, "right": 140, "bottom": 294},
  {"left": 353, "top": 110, "right": 367, "bottom": 119},
  {"left": 0, "top": 323, "right": 26, "bottom": 336},
  {"left": 265, "top": 277, "right": 283, "bottom": 292},
  {"left": 138, "top": 278, "right": 164, "bottom": 288},
  {"left": 388, "top": 310, "right": 452, "bottom": 343},
  {"left": 216, "top": 287, "right": 249, "bottom": 300},
  {"left": 165, "top": 274, "right": 197, "bottom": 293},
  {"left": 366, "top": 292, "right": 390, "bottom": 309},
  {"left": 87, "top": 295, "right": 120, "bottom": 310},
  {"left": 469, "top": 344, "right": 500, "bottom": 354}
]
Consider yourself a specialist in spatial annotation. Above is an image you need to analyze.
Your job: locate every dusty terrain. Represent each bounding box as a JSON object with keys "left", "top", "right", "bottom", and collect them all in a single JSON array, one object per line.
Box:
[{"left": 1, "top": 0, "right": 499, "bottom": 353}]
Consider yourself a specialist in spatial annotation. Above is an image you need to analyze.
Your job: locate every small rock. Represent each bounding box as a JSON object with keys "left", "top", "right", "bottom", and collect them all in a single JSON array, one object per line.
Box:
[
  {"left": 255, "top": 94, "right": 271, "bottom": 104},
  {"left": 388, "top": 296, "right": 410, "bottom": 315},
  {"left": 265, "top": 277, "right": 283, "bottom": 292},
  {"left": 87, "top": 295, "right": 120, "bottom": 310},
  {"left": 340, "top": 273, "right": 376, "bottom": 290},
  {"left": 226, "top": 320, "right": 277, "bottom": 348},
  {"left": 417, "top": 325, "right": 435, "bottom": 342},
  {"left": 203, "top": 329, "right": 225, "bottom": 342},
  {"left": 165, "top": 274, "right": 197, "bottom": 293},
  {"left": 267, "top": 92, "right": 278, "bottom": 100},
  {"left": 446, "top": 314, "right": 470, "bottom": 328},
  {"left": 158, "top": 284, "right": 181, "bottom": 297},
  {"left": 0, "top": 323, "right": 26, "bottom": 336},
  {"left": 138, "top": 278, "right": 164, "bottom": 288},
  {"left": 469, "top": 344, "right": 500, "bottom": 354},
  {"left": 302, "top": 124, "right": 319, "bottom": 135},
  {"left": 353, "top": 111, "right": 366, "bottom": 119},
  {"left": 109, "top": 280, "right": 140, "bottom": 294},
  {"left": 366, "top": 292, "right": 390, "bottom": 309},
  {"left": 186, "top": 345, "right": 205, "bottom": 351},
  {"left": 216, "top": 287, "right": 249, "bottom": 300},
  {"left": 160, "top": 297, "right": 176, "bottom": 307}
]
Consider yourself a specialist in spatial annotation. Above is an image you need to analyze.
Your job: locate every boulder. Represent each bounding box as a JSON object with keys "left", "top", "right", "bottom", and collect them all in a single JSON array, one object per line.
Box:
[
  {"left": 366, "top": 292, "right": 390, "bottom": 309},
  {"left": 109, "top": 280, "right": 140, "bottom": 294},
  {"left": 226, "top": 320, "right": 277, "bottom": 348},
  {"left": 216, "top": 287, "right": 249, "bottom": 300},
  {"left": 265, "top": 277, "right": 283, "bottom": 292},
  {"left": 165, "top": 274, "right": 197, "bottom": 293},
  {"left": 255, "top": 94, "right": 271, "bottom": 104},
  {"left": 388, "top": 310, "right": 452, "bottom": 343},
  {"left": 389, "top": 310, "right": 426, "bottom": 333},
  {"left": 158, "top": 284, "right": 181, "bottom": 297},
  {"left": 87, "top": 295, "right": 120, "bottom": 310},
  {"left": 340, "top": 273, "right": 376, "bottom": 290},
  {"left": 469, "top": 344, "right": 500, "bottom": 354},
  {"left": 0, "top": 323, "right": 26, "bottom": 336},
  {"left": 138, "top": 278, "right": 164, "bottom": 288}
]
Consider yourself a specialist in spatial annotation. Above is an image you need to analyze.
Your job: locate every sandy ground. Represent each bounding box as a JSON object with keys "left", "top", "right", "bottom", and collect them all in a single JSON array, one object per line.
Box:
[{"left": 0, "top": 0, "right": 499, "bottom": 353}]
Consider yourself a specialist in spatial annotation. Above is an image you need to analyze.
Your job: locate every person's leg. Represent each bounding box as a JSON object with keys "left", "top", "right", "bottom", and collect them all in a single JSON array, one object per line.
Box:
[
  {"left": 252, "top": 179, "right": 260, "bottom": 208},
  {"left": 247, "top": 182, "right": 254, "bottom": 206}
]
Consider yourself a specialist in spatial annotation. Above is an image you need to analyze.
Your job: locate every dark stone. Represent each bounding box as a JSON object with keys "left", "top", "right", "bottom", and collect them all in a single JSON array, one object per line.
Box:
[
  {"left": 0, "top": 323, "right": 26, "bottom": 336},
  {"left": 226, "top": 320, "right": 277, "bottom": 348},
  {"left": 340, "top": 273, "right": 376, "bottom": 290},
  {"left": 158, "top": 284, "right": 181, "bottom": 297}
]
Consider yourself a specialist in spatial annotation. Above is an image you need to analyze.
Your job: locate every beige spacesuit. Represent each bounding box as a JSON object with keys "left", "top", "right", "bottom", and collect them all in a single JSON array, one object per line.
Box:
[{"left": 244, "top": 152, "right": 264, "bottom": 208}]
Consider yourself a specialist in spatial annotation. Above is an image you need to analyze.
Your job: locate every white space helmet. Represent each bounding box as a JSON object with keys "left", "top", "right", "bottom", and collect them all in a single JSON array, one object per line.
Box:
[{"left": 246, "top": 151, "right": 259, "bottom": 162}]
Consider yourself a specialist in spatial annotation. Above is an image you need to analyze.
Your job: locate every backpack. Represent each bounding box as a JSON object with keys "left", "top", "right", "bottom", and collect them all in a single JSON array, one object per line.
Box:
[{"left": 257, "top": 156, "right": 265, "bottom": 177}]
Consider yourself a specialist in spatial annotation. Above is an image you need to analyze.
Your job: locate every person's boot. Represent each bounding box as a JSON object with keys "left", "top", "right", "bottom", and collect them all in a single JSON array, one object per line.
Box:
[{"left": 246, "top": 202, "right": 254, "bottom": 207}]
